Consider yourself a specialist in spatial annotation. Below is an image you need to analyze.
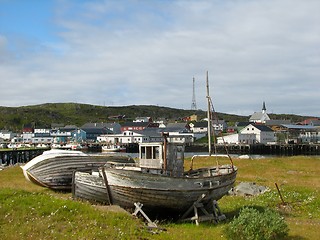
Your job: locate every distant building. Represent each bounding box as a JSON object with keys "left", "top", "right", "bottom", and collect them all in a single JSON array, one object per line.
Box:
[
  {"left": 265, "top": 119, "right": 292, "bottom": 132},
  {"left": 97, "top": 130, "right": 149, "bottom": 144},
  {"left": 0, "top": 130, "right": 15, "bottom": 141},
  {"left": 217, "top": 123, "right": 275, "bottom": 145},
  {"left": 190, "top": 120, "right": 227, "bottom": 133},
  {"left": 249, "top": 102, "right": 270, "bottom": 124},
  {"left": 297, "top": 118, "right": 320, "bottom": 127},
  {"left": 281, "top": 124, "right": 318, "bottom": 144},
  {"left": 133, "top": 117, "right": 153, "bottom": 123},
  {"left": 81, "top": 127, "right": 112, "bottom": 141},
  {"left": 29, "top": 128, "right": 52, "bottom": 144},
  {"left": 189, "top": 122, "right": 207, "bottom": 133},
  {"left": 241, "top": 124, "right": 275, "bottom": 144},
  {"left": 189, "top": 114, "right": 198, "bottom": 122},
  {"left": 121, "top": 122, "right": 159, "bottom": 132},
  {"left": 82, "top": 123, "right": 120, "bottom": 133},
  {"left": 159, "top": 124, "right": 194, "bottom": 145},
  {"left": 217, "top": 133, "right": 256, "bottom": 145}
]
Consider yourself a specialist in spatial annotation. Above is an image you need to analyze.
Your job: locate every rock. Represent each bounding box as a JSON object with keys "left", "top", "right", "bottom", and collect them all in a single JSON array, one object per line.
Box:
[{"left": 229, "top": 182, "right": 269, "bottom": 196}]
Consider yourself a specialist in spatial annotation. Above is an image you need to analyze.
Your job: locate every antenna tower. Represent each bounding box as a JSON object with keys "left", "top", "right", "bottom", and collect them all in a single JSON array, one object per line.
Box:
[{"left": 191, "top": 77, "right": 197, "bottom": 110}]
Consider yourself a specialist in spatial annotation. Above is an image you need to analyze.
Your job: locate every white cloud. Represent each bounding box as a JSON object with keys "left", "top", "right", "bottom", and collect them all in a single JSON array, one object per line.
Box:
[{"left": 0, "top": 0, "right": 319, "bottom": 117}]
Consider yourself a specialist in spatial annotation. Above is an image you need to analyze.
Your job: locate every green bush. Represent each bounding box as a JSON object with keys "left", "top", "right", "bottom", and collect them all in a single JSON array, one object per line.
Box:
[{"left": 224, "top": 207, "right": 288, "bottom": 240}]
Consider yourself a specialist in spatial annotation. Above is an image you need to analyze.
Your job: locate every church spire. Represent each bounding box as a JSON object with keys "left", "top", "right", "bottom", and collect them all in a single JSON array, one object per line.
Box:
[{"left": 262, "top": 101, "right": 266, "bottom": 113}]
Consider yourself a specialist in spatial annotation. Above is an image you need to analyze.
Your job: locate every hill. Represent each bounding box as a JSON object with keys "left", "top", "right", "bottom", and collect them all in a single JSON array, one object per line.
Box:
[{"left": 0, "top": 103, "right": 313, "bottom": 132}]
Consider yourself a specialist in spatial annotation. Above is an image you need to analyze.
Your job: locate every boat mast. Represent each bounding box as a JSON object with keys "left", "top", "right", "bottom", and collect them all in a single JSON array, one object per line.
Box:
[{"left": 206, "top": 71, "right": 212, "bottom": 156}]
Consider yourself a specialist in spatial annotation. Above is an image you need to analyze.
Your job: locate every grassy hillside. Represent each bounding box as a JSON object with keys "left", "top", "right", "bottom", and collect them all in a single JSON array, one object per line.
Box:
[{"left": 0, "top": 103, "right": 312, "bottom": 132}]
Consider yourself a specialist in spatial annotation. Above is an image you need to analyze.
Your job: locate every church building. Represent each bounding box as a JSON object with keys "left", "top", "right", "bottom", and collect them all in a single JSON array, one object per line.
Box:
[{"left": 249, "top": 102, "right": 270, "bottom": 124}]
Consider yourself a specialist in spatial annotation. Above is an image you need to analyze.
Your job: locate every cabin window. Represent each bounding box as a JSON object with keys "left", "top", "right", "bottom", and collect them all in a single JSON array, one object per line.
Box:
[{"left": 140, "top": 146, "right": 160, "bottom": 160}]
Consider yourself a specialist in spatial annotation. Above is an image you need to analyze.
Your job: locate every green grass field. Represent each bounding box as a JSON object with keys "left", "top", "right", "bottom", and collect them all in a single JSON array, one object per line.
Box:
[{"left": 1, "top": 156, "right": 319, "bottom": 239}]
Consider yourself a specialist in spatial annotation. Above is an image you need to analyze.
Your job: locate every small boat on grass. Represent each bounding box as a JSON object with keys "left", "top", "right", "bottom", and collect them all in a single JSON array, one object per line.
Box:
[
  {"left": 21, "top": 149, "right": 134, "bottom": 190},
  {"left": 73, "top": 137, "right": 237, "bottom": 217},
  {"left": 105, "top": 139, "right": 236, "bottom": 214},
  {"left": 73, "top": 74, "right": 237, "bottom": 220}
]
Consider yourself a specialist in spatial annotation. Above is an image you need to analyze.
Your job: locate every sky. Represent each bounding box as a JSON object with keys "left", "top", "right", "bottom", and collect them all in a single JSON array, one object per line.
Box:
[{"left": 0, "top": 0, "right": 319, "bottom": 117}]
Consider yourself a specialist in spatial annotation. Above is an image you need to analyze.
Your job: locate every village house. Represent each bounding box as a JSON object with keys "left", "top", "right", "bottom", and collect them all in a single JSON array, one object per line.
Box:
[
  {"left": 300, "top": 129, "right": 320, "bottom": 143},
  {"left": 297, "top": 118, "right": 320, "bottom": 126},
  {"left": 81, "top": 122, "right": 122, "bottom": 134},
  {"left": 189, "top": 122, "right": 207, "bottom": 133},
  {"left": 97, "top": 130, "right": 158, "bottom": 144},
  {"left": 32, "top": 128, "right": 53, "bottom": 144},
  {"left": 241, "top": 124, "right": 275, "bottom": 144},
  {"left": 217, "top": 123, "right": 275, "bottom": 145},
  {"left": 265, "top": 120, "right": 292, "bottom": 131},
  {"left": 159, "top": 125, "right": 194, "bottom": 145},
  {"left": 280, "top": 124, "right": 319, "bottom": 144},
  {"left": 217, "top": 132, "right": 256, "bottom": 145},
  {"left": 121, "top": 122, "right": 159, "bottom": 132},
  {"left": 189, "top": 120, "right": 227, "bottom": 133},
  {"left": 0, "top": 130, "right": 16, "bottom": 141},
  {"left": 97, "top": 122, "right": 195, "bottom": 145},
  {"left": 133, "top": 117, "right": 152, "bottom": 122}
]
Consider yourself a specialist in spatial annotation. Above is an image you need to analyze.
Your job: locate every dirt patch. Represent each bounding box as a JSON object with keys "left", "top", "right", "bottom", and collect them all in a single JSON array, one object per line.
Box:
[{"left": 94, "top": 204, "right": 130, "bottom": 215}]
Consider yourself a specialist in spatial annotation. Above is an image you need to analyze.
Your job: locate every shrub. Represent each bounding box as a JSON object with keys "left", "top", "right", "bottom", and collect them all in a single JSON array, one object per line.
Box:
[{"left": 224, "top": 207, "right": 288, "bottom": 240}]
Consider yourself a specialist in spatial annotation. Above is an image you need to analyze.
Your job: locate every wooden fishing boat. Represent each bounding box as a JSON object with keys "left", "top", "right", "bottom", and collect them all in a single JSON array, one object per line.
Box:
[
  {"left": 73, "top": 137, "right": 236, "bottom": 214},
  {"left": 73, "top": 74, "right": 237, "bottom": 218},
  {"left": 103, "top": 139, "right": 236, "bottom": 214},
  {"left": 21, "top": 149, "right": 134, "bottom": 190}
]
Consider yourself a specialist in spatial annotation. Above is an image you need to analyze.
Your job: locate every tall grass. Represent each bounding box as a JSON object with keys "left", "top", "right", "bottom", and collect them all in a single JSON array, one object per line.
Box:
[{"left": 1, "top": 156, "right": 320, "bottom": 239}]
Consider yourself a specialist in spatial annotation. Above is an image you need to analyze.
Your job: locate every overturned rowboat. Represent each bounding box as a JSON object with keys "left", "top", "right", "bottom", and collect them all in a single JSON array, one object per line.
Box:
[{"left": 21, "top": 149, "right": 134, "bottom": 190}]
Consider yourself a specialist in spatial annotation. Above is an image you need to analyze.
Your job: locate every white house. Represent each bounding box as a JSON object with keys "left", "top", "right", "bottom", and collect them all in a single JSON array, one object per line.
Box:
[
  {"left": 133, "top": 117, "right": 152, "bottom": 123},
  {"left": 217, "top": 124, "right": 275, "bottom": 145},
  {"left": 300, "top": 130, "right": 320, "bottom": 143},
  {"left": 240, "top": 124, "right": 275, "bottom": 144},
  {"left": 189, "top": 122, "right": 208, "bottom": 133},
  {"left": 97, "top": 130, "right": 149, "bottom": 144},
  {"left": 194, "top": 120, "right": 228, "bottom": 132},
  {"left": 0, "top": 130, "right": 15, "bottom": 140},
  {"left": 217, "top": 133, "right": 256, "bottom": 144}
]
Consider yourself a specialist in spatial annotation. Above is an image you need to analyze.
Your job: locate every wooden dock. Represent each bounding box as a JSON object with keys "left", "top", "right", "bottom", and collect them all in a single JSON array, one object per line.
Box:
[
  {"left": 0, "top": 148, "right": 49, "bottom": 165},
  {"left": 186, "top": 143, "right": 320, "bottom": 156}
]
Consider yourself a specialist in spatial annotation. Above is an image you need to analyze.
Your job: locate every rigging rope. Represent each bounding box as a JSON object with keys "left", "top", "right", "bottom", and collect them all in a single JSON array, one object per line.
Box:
[{"left": 208, "top": 97, "right": 234, "bottom": 170}]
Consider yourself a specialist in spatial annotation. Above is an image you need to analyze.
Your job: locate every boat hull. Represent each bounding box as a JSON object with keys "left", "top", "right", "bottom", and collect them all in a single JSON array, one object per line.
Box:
[
  {"left": 73, "top": 171, "right": 110, "bottom": 204},
  {"left": 73, "top": 165, "right": 236, "bottom": 216},
  {"left": 104, "top": 166, "right": 237, "bottom": 214},
  {"left": 21, "top": 150, "right": 134, "bottom": 190}
]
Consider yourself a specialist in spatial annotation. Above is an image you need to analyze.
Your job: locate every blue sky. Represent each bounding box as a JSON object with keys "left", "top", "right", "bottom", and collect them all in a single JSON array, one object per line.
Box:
[{"left": 0, "top": 0, "right": 319, "bottom": 117}]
